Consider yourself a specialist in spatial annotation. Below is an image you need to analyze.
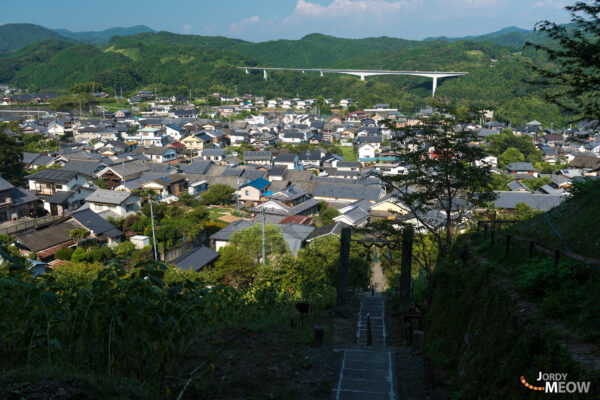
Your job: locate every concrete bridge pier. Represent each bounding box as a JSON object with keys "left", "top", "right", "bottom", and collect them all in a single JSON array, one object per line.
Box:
[
  {"left": 432, "top": 76, "right": 438, "bottom": 97},
  {"left": 263, "top": 69, "right": 268, "bottom": 80}
]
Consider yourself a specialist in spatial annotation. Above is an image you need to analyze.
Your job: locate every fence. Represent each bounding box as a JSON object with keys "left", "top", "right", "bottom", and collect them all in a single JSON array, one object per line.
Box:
[
  {"left": 0, "top": 215, "right": 68, "bottom": 236},
  {"left": 476, "top": 220, "right": 600, "bottom": 268}
]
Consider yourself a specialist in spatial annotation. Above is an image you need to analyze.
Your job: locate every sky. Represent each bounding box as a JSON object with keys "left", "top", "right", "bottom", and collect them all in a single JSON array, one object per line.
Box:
[{"left": 2, "top": 0, "right": 572, "bottom": 42}]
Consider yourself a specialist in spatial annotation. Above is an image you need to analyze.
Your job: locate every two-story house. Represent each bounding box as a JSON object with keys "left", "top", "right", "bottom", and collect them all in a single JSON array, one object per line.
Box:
[
  {"left": 200, "top": 149, "right": 226, "bottom": 162},
  {"left": 238, "top": 178, "right": 271, "bottom": 205},
  {"left": 244, "top": 151, "right": 272, "bottom": 166},
  {"left": 134, "top": 146, "right": 177, "bottom": 163},
  {"left": 27, "top": 169, "right": 87, "bottom": 198},
  {"left": 0, "top": 177, "right": 39, "bottom": 223},
  {"left": 274, "top": 153, "right": 301, "bottom": 170},
  {"left": 84, "top": 189, "right": 141, "bottom": 219}
]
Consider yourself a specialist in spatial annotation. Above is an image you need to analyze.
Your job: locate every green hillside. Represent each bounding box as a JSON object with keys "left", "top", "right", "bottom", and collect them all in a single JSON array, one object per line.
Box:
[
  {"left": 425, "top": 26, "right": 548, "bottom": 48},
  {"left": 0, "top": 27, "right": 568, "bottom": 125},
  {"left": 54, "top": 25, "right": 156, "bottom": 44},
  {"left": 0, "top": 23, "right": 65, "bottom": 54}
]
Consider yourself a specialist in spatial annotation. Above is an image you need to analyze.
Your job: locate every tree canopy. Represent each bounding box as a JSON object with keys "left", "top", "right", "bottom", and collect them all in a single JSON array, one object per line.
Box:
[{"left": 527, "top": 1, "right": 600, "bottom": 123}]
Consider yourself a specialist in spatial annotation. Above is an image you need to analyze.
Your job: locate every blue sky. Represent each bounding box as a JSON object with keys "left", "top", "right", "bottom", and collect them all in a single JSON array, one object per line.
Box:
[{"left": 2, "top": 0, "right": 571, "bottom": 42}]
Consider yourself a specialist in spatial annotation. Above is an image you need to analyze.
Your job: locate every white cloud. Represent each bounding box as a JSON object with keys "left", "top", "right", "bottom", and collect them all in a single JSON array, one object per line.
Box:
[
  {"left": 182, "top": 24, "right": 192, "bottom": 34},
  {"left": 532, "top": 0, "right": 566, "bottom": 9},
  {"left": 290, "top": 0, "right": 420, "bottom": 20},
  {"left": 229, "top": 15, "right": 261, "bottom": 36}
]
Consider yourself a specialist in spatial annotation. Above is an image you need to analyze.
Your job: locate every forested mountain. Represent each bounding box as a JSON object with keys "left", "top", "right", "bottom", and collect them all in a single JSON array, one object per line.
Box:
[
  {"left": 54, "top": 25, "right": 156, "bottom": 45},
  {"left": 424, "top": 26, "right": 547, "bottom": 48},
  {"left": 0, "top": 24, "right": 65, "bottom": 53},
  {"left": 0, "top": 25, "right": 567, "bottom": 126}
]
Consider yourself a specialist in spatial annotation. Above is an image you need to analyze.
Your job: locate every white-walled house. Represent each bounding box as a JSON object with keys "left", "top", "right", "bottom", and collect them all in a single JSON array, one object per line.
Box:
[
  {"left": 84, "top": 189, "right": 141, "bottom": 218},
  {"left": 358, "top": 143, "right": 376, "bottom": 159},
  {"left": 27, "top": 169, "right": 87, "bottom": 196}
]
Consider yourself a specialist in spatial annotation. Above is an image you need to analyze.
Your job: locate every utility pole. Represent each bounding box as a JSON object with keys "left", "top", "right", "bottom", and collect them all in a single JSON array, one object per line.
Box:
[
  {"left": 149, "top": 196, "right": 158, "bottom": 261},
  {"left": 261, "top": 207, "right": 266, "bottom": 265}
]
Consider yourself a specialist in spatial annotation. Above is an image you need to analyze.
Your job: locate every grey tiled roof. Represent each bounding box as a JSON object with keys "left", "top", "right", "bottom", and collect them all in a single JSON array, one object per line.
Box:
[
  {"left": 10, "top": 187, "right": 38, "bottom": 206},
  {"left": 171, "top": 245, "right": 220, "bottom": 271},
  {"left": 28, "top": 169, "right": 78, "bottom": 183},
  {"left": 313, "top": 183, "right": 383, "bottom": 201},
  {"left": 72, "top": 209, "right": 123, "bottom": 238},
  {"left": 0, "top": 177, "right": 15, "bottom": 191},
  {"left": 210, "top": 219, "right": 256, "bottom": 241},
  {"left": 85, "top": 189, "right": 136, "bottom": 205}
]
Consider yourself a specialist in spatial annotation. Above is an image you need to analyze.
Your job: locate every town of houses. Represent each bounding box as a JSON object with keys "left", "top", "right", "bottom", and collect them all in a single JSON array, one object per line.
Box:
[{"left": 2, "top": 89, "right": 600, "bottom": 272}]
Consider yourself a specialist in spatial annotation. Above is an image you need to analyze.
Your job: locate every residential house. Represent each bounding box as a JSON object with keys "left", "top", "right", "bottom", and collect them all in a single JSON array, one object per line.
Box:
[
  {"left": 333, "top": 199, "right": 371, "bottom": 227},
  {"left": 357, "top": 143, "right": 376, "bottom": 160},
  {"left": 210, "top": 219, "right": 255, "bottom": 251},
  {"left": 141, "top": 174, "right": 188, "bottom": 199},
  {"left": 84, "top": 189, "right": 141, "bottom": 219},
  {"left": 181, "top": 133, "right": 211, "bottom": 154},
  {"left": 493, "top": 191, "right": 564, "bottom": 212},
  {"left": 506, "top": 162, "right": 539, "bottom": 178},
  {"left": 170, "top": 246, "right": 220, "bottom": 271},
  {"left": 274, "top": 153, "right": 300, "bottom": 170},
  {"left": 268, "top": 165, "right": 288, "bottom": 181},
  {"left": 200, "top": 149, "right": 226, "bottom": 162},
  {"left": 244, "top": 151, "right": 272, "bottom": 166},
  {"left": 312, "top": 183, "right": 385, "bottom": 204},
  {"left": 134, "top": 146, "right": 177, "bottom": 163},
  {"left": 298, "top": 150, "right": 322, "bottom": 168},
  {"left": 335, "top": 161, "right": 361, "bottom": 172},
  {"left": 0, "top": 177, "right": 39, "bottom": 223},
  {"left": 70, "top": 209, "right": 123, "bottom": 247},
  {"left": 15, "top": 220, "right": 82, "bottom": 261},
  {"left": 230, "top": 131, "right": 248, "bottom": 145},
  {"left": 96, "top": 160, "right": 151, "bottom": 189},
  {"left": 165, "top": 124, "right": 185, "bottom": 141},
  {"left": 238, "top": 178, "right": 271, "bottom": 205},
  {"left": 27, "top": 169, "right": 87, "bottom": 197},
  {"left": 43, "top": 185, "right": 94, "bottom": 216}
]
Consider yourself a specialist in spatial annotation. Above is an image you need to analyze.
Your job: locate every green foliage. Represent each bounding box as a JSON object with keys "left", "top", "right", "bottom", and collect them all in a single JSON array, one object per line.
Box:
[
  {"left": 383, "top": 105, "right": 497, "bottom": 255},
  {"left": 424, "top": 240, "right": 597, "bottom": 398},
  {"left": 67, "top": 228, "right": 88, "bottom": 242},
  {"left": 527, "top": 2, "right": 600, "bottom": 122},
  {"left": 0, "top": 131, "right": 26, "bottom": 186},
  {"left": 200, "top": 184, "right": 235, "bottom": 205},
  {"left": 0, "top": 28, "right": 573, "bottom": 123},
  {"left": 0, "top": 23, "right": 61, "bottom": 53},
  {"left": 512, "top": 202, "right": 541, "bottom": 220},
  {"left": 318, "top": 202, "right": 340, "bottom": 225},
  {"left": 54, "top": 246, "right": 73, "bottom": 261},
  {"left": 176, "top": 191, "right": 199, "bottom": 207},
  {"left": 70, "top": 247, "right": 89, "bottom": 262},
  {"left": 0, "top": 261, "right": 304, "bottom": 396},
  {"left": 213, "top": 244, "right": 258, "bottom": 287},
  {"left": 486, "top": 130, "right": 540, "bottom": 160},
  {"left": 489, "top": 173, "right": 515, "bottom": 190},
  {"left": 498, "top": 147, "right": 524, "bottom": 167},
  {"left": 229, "top": 223, "right": 289, "bottom": 263},
  {"left": 521, "top": 176, "right": 551, "bottom": 192},
  {"left": 21, "top": 134, "right": 59, "bottom": 153}
]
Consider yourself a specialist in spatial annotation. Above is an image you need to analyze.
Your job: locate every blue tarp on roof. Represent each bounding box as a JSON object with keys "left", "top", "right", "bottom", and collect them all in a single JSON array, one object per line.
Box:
[{"left": 240, "top": 177, "right": 270, "bottom": 190}]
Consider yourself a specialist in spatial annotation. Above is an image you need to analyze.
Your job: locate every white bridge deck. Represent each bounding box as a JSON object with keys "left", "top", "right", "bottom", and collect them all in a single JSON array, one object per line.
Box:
[{"left": 238, "top": 67, "right": 468, "bottom": 96}]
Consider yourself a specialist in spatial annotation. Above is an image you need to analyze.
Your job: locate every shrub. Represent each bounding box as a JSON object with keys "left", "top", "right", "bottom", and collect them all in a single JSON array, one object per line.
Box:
[{"left": 55, "top": 246, "right": 74, "bottom": 261}]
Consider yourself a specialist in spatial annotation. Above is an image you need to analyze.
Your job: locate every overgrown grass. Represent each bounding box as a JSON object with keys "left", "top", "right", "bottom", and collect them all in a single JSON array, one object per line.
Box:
[
  {"left": 424, "top": 238, "right": 599, "bottom": 399},
  {"left": 472, "top": 234, "right": 600, "bottom": 343},
  {"left": 0, "top": 260, "right": 338, "bottom": 398},
  {"left": 340, "top": 146, "right": 357, "bottom": 161},
  {"left": 509, "top": 179, "right": 600, "bottom": 258}
]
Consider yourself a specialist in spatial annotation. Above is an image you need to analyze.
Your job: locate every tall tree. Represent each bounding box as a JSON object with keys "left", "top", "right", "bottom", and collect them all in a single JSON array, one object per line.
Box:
[
  {"left": 527, "top": 1, "right": 600, "bottom": 122},
  {"left": 0, "top": 130, "right": 25, "bottom": 186},
  {"left": 380, "top": 105, "right": 496, "bottom": 257}
]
